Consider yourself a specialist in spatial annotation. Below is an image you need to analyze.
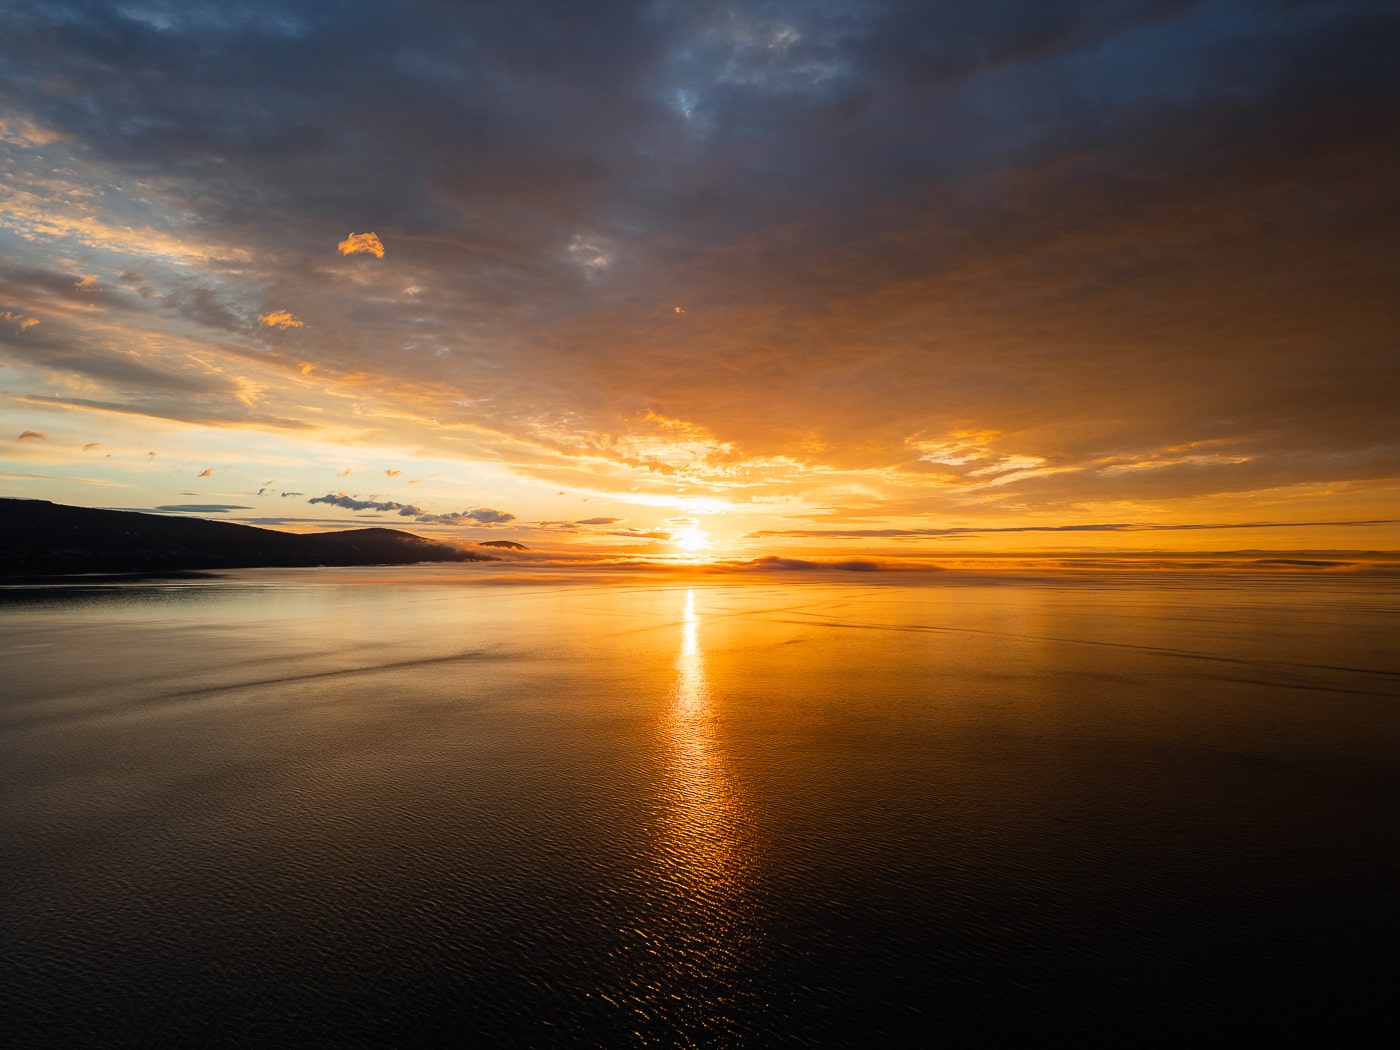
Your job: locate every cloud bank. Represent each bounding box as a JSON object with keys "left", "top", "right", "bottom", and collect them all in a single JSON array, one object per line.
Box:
[{"left": 0, "top": 1, "right": 1395, "bottom": 551}]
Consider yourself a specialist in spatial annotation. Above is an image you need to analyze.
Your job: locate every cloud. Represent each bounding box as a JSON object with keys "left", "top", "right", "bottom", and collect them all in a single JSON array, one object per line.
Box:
[
  {"left": 750, "top": 520, "right": 1400, "bottom": 540},
  {"left": 337, "top": 232, "right": 385, "bottom": 258},
  {"left": 83, "top": 442, "right": 100, "bottom": 451},
  {"left": 16, "top": 429, "right": 46, "bottom": 441},
  {"left": 8, "top": 363, "right": 322, "bottom": 430},
  {"left": 155, "top": 504, "right": 252, "bottom": 513},
  {"left": 0, "top": 2, "right": 1395, "bottom": 545},
  {"left": 196, "top": 468, "right": 213, "bottom": 477},
  {"left": 0, "top": 470, "right": 133, "bottom": 487},
  {"left": 336, "top": 468, "right": 352, "bottom": 477},
  {"left": 307, "top": 493, "right": 515, "bottom": 525},
  {"left": 575, "top": 517, "right": 621, "bottom": 525},
  {"left": 258, "top": 309, "right": 304, "bottom": 328},
  {"left": 385, "top": 469, "right": 401, "bottom": 477},
  {"left": 309, "top": 493, "right": 419, "bottom": 514},
  {"left": 417, "top": 508, "right": 515, "bottom": 525},
  {"left": 1, "top": 310, "right": 40, "bottom": 329}
]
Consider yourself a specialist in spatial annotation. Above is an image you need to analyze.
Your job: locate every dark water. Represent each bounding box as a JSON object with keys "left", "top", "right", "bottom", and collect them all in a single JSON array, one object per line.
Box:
[{"left": 3, "top": 567, "right": 1398, "bottom": 1045}]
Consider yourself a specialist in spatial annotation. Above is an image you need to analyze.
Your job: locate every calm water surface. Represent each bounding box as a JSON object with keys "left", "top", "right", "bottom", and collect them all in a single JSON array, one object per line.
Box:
[{"left": 3, "top": 567, "right": 1398, "bottom": 1044}]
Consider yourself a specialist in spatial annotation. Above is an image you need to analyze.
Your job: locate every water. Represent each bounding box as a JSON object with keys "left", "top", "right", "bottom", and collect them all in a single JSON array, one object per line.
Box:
[{"left": 3, "top": 567, "right": 1398, "bottom": 1044}]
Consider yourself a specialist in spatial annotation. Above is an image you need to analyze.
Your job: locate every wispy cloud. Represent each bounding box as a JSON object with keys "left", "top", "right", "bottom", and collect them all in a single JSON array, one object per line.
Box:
[
  {"left": 155, "top": 504, "right": 252, "bottom": 513},
  {"left": 751, "top": 520, "right": 1400, "bottom": 540},
  {"left": 16, "top": 429, "right": 46, "bottom": 442}
]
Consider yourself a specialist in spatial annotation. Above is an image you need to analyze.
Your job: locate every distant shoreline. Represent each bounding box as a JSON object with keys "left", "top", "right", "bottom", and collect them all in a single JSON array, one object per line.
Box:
[{"left": 0, "top": 498, "right": 496, "bottom": 577}]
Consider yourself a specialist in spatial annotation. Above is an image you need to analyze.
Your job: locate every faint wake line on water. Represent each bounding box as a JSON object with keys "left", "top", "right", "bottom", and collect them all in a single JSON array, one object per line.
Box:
[
  {"left": 772, "top": 616, "right": 1400, "bottom": 687},
  {"left": 159, "top": 649, "right": 511, "bottom": 700},
  {"left": 0, "top": 647, "right": 526, "bottom": 734},
  {"left": 1208, "top": 675, "right": 1398, "bottom": 698}
]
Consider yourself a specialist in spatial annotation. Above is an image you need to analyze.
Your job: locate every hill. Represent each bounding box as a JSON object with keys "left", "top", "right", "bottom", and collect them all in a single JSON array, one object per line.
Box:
[{"left": 0, "top": 499, "right": 494, "bottom": 576}]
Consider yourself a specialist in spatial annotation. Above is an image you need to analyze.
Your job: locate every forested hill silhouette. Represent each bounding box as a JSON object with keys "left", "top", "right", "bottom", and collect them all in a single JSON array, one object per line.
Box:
[{"left": 1, "top": 499, "right": 494, "bottom": 576}]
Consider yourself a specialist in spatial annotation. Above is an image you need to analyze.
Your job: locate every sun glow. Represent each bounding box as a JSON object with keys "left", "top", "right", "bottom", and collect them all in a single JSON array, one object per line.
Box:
[{"left": 672, "top": 526, "right": 711, "bottom": 553}]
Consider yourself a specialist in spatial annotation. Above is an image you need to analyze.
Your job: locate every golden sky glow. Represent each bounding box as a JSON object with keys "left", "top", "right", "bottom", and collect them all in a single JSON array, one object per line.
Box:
[{"left": 1, "top": 2, "right": 1397, "bottom": 563}]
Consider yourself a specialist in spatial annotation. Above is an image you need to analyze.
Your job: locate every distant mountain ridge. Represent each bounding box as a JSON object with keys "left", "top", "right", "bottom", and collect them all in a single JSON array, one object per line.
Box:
[{"left": 0, "top": 498, "right": 494, "bottom": 576}]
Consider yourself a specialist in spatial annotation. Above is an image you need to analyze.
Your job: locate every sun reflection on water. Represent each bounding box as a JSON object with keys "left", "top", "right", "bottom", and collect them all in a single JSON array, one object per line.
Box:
[
  {"left": 664, "top": 590, "right": 749, "bottom": 905},
  {"left": 625, "top": 588, "right": 762, "bottom": 1036}
]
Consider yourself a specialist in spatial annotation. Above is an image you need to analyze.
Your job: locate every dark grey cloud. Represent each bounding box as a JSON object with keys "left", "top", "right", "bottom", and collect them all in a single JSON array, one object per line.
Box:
[
  {"left": 309, "top": 493, "right": 420, "bottom": 515},
  {"left": 0, "top": 265, "right": 140, "bottom": 312},
  {"left": 0, "top": 323, "right": 237, "bottom": 396},
  {"left": 416, "top": 509, "right": 515, "bottom": 525},
  {"left": 308, "top": 493, "right": 515, "bottom": 525},
  {"left": 11, "top": 394, "right": 319, "bottom": 431}
]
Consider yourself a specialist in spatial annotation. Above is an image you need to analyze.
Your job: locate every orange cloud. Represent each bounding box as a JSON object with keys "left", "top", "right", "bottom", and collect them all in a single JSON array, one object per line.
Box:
[
  {"left": 17, "top": 429, "right": 46, "bottom": 442},
  {"left": 336, "top": 467, "right": 352, "bottom": 477},
  {"left": 75, "top": 274, "right": 98, "bottom": 290},
  {"left": 385, "top": 469, "right": 402, "bottom": 477},
  {"left": 258, "top": 309, "right": 304, "bottom": 328},
  {"left": 83, "top": 442, "right": 100, "bottom": 451},
  {"left": 1, "top": 310, "right": 39, "bottom": 329},
  {"left": 197, "top": 468, "right": 213, "bottom": 477},
  {"left": 673, "top": 305, "right": 685, "bottom": 314},
  {"left": 338, "top": 232, "right": 385, "bottom": 258}
]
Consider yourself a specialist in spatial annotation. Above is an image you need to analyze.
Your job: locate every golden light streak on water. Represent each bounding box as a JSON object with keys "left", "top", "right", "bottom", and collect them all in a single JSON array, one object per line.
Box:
[{"left": 631, "top": 588, "right": 762, "bottom": 1031}]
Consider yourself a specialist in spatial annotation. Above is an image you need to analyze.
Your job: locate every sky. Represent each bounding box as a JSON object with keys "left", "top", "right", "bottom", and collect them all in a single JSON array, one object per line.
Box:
[{"left": 2, "top": 0, "right": 1397, "bottom": 562}]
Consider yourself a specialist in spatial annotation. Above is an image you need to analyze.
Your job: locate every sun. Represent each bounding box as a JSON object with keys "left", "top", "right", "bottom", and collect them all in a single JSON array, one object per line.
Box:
[{"left": 672, "top": 526, "right": 711, "bottom": 553}]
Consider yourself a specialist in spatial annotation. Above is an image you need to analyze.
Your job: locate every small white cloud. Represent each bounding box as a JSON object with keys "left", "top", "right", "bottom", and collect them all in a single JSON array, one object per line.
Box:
[{"left": 568, "top": 234, "right": 612, "bottom": 274}]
